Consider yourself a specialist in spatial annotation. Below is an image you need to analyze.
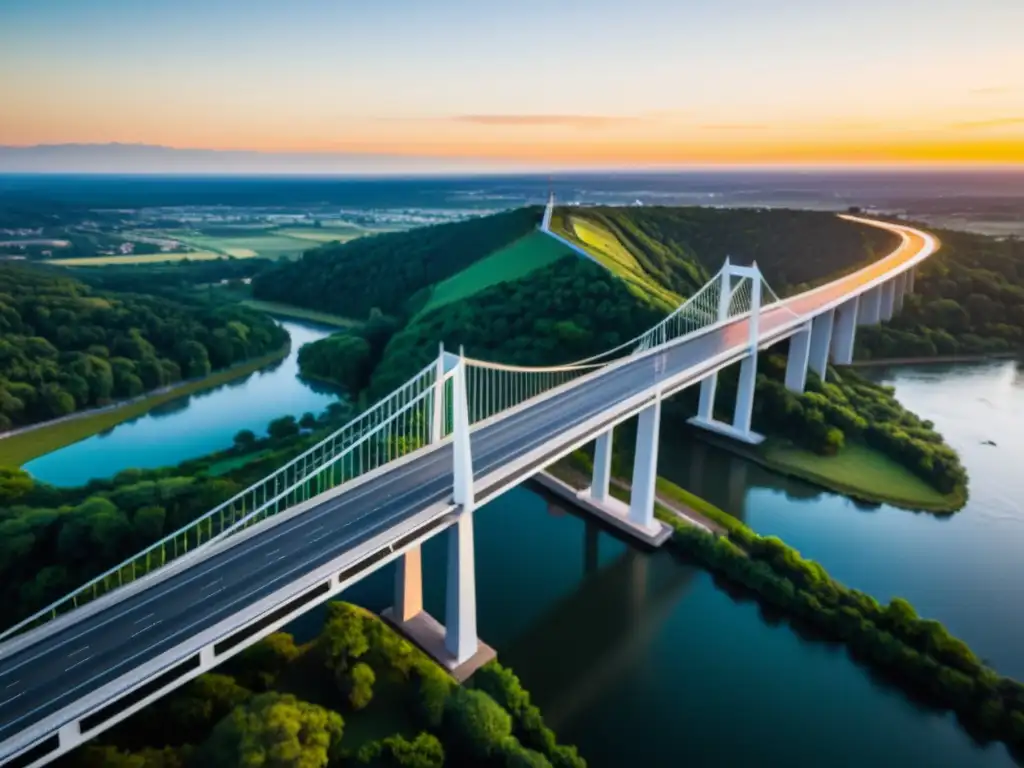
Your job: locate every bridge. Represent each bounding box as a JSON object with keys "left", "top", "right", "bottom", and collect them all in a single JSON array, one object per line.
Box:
[{"left": 0, "top": 203, "right": 937, "bottom": 767}]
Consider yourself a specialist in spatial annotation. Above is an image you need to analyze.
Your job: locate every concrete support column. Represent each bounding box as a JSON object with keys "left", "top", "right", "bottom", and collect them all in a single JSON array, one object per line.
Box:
[
  {"left": 784, "top": 325, "right": 812, "bottom": 393},
  {"left": 394, "top": 546, "right": 424, "bottom": 623},
  {"left": 697, "top": 373, "right": 717, "bottom": 421},
  {"left": 732, "top": 354, "right": 758, "bottom": 435},
  {"left": 830, "top": 297, "right": 859, "bottom": 366},
  {"left": 880, "top": 280, "right": 896, "bottom": 321},
  {"left": 444, "top": 512, "right": 478, "bottom": 664},
  {"left": 858, "top": 285, "right": 882, "bottom": 325},
  {"left": 431, "top": 346, "right": 444, "bottom": 443},
  {"left": 894, "top": 273, "right": 907, "bottom": 314},
  {"left": 628, "top": 398, "right": 662, "bottom": 532},
  {"left": 907, "top": 268, "right": 915, "bottom": 293},
  {"left": 592, "top": 429, "right": 613, "bottom": 503},
  {"left": 808, "top": 309, "right": 835, "bottom": 379}
]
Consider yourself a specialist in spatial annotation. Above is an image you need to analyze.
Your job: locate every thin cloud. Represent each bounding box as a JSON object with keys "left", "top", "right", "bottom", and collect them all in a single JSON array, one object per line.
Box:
[
  {"left": 950, "top": 117, "right": 1024, "bottom": 130},
  {"left": 700, "top": 123, "right": 769, "bottom": 131},
  {"left": 970, "top": 86, "right": 1011, "bottom": 95},
  {"left": 452, "top": 114, "right": 638, "bottom": 128}
]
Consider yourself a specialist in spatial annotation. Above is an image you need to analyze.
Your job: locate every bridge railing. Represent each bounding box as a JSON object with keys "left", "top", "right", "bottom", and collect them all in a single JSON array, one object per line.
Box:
[{"left": 0, "top": 357, "right": 452, "bottom": 643}]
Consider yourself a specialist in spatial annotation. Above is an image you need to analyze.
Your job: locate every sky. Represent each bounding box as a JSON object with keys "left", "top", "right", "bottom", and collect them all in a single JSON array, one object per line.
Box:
[{"left": 1, "top": 0, "right": 1022, "bottom": 171}]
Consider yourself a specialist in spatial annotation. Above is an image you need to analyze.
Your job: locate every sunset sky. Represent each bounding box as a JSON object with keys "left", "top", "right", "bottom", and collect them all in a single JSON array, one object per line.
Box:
[{"left": 1, "top": 0, "right": 1022, "bottom": 170}]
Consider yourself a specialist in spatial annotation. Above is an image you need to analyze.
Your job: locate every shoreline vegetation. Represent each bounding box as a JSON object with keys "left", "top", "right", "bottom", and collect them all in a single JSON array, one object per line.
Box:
[
  {"left": 691, "top": 428, "right": 965, "bottom": 514},
  {"left": 239, "top": 299, "right": 363, "bottom": 329},
  {"left": 66, "top": 601, "right": 586, "bottom": 768},
  {"left": 0, "top": 344, "right": 289, "bottom": 467},
  {"left": 547, "top": 454, "right": 1024, "bottom": 758}
]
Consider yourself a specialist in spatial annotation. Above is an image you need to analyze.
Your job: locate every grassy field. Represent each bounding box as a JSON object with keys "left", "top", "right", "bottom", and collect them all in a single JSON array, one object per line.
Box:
[
  {"left": 51, "top": 250, "right": 233, "bottom": 266},
  {"left": 241, "top": 299, "right": 363, "bottom": 328},
  {"left": 565, "top": 215, "right": 681, "bottom": 309},
  {"left": 762, "top": 441, "right": 961, "bottom": 511},
  {"left": 274, "top": 226, "right": 364, "bottom": 243},
  {"left": 416, "top": 230, "right": 571, "bottom": 317},
  {"left": 0, "top": 347, "right": 288, "bottom": 467},
  {"left": 172, "top": 232, "right": 315, "bottom": 260}
]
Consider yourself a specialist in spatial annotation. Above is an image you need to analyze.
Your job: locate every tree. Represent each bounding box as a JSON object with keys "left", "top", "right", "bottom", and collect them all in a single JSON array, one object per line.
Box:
[
  {"left": 347, "top": 662, "right": 375, "bottom": 710},
  {"left": 0, "top": 466, "right": 33, "bottom": 505},
  {"left": 233, "top": 429, "right": 258, "bottom": 450},
  {"left": 267, "top": 416, "right": 300, "bottom": 440},
  {"left": 444, "top": 688, "right": 513, "bottom": 760},
  {"left": 201, "top": 692, "right": 343, "bottom": 768},
  {"left": 356, "top": 732, "right": 444, "bottom": 767}
]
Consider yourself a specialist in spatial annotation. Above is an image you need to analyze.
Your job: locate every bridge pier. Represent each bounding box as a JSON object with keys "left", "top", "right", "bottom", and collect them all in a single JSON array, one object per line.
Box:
[
  {"left": 808, "top": 309, "right": 834, "bottom": 379},
  {"left": 784, "top": 324, "right": 812, "bottom": 393},
  {"left": 858, "top": 285, "right": 882, "bottom": 325},
  {"left": 894, "top": 272, "right": 907, "bottom": 313},
  {"left": 383, "top": 358, "right": 494, "bottom": 681},
  {"left": 575, "top": 403, "right": 671, "bottom": 546},
  {"left": 907, "top": 268, "right": 915, "bottom": 293},
  {"left": 688, "top": 353, "right": 765, "bottom": 445},
  {"left": 830, "top": 297, "right": 859, "bottom": 366},
  {"left": 880, "top": 279, "right": 896, "bottom": 321}
]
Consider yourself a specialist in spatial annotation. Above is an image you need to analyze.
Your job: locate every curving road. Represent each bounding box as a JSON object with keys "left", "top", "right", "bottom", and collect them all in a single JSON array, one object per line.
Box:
[{"left": 0, "top": 217, "right": 936, "bottom": 763}]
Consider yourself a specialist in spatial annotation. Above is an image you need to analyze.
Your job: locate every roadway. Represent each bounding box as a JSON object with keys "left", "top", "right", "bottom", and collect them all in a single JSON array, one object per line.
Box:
[{"left": 0, "top": 218, "right": 934, "bottom": 755}]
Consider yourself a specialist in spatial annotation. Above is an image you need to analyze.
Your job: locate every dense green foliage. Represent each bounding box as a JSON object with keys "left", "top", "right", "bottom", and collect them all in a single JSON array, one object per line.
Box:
[
  {"left": 59, "top": 603, "right": 585, "bottom": 767},
  {"left": 253, "top": 207, "right": 541, "bottom": 320},
  {"left": 367, "top": 257, "right": 662, "bottom": 397},
  {"left": 554, "top": 206, "right": 899, "bottom": 296},
  {"left": 0, "top": 265, "right": 287, "bottom": 430},
  {"left": 298, "top": 310, "right": 401, "bottom": 395},
  {"left": 857, "top": 227, "right": 1024, "bottom": 359},
  {"left": 662, "top": 512, "right": 1024, "bottom": 754},
  {"left": 751, "top": 354, "right": 967, "bottom": 496}
]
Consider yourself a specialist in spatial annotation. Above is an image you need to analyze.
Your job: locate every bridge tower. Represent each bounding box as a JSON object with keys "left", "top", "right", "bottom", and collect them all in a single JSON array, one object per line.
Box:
[
  {"left": 384, "top": 348, "right": 495, "bottom": 681},
  {"left": 687, "top": 258, "right": 766, "bottom": 445},
  {"left": 541, "top": 186, "right": 555, "bottom": 232}
]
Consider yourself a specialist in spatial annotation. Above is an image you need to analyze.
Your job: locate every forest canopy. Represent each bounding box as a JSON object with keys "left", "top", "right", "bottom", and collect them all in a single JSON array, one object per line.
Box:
[
  {"left": 0, "top": 265, "right": 288, "bottom": 430},
  {"left": 253, "top": 207, "right": 542, "bottom": 320}
]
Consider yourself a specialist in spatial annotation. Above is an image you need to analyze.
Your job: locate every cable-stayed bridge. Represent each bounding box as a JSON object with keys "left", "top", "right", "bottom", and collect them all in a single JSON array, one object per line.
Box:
[{"left": 0, "top": 204, "right": 937, "bottom": 767}]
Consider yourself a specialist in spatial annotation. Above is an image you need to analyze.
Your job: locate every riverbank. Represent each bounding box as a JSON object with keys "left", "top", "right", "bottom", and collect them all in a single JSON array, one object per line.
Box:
[
  {"left": 241, "top": 298, "right": 362, "bottom": 329},
  {"left": 0, "top": 345, "right": 289, "bottom": 468},
  {"left": 549, "top": 452, "right": 1024, "bottom": 758},
  {"left": 849, "top": 353, "right": 1018, "bottom": 368},
  {"left": 690, "top": 429, "right": 966, "bottom": 514}
]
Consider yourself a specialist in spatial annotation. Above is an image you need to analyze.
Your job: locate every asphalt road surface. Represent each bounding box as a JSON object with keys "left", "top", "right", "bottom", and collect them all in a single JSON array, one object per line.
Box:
[{"left": 0, "top": 219, "right": 933, "bottom": 754}]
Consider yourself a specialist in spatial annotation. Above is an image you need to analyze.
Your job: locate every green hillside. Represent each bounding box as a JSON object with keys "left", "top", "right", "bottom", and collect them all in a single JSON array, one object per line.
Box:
[
  {"left": 416, "top": 230, "right": 572, "bottom": 317},
  {"left": 551, "top": 206, "right": 900, "bottom": 298}
]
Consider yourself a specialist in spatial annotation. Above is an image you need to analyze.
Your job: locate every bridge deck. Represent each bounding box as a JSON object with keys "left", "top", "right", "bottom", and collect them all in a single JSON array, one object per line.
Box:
[{"left": 0, "top": 220, "right": 933, "bottom": 759}]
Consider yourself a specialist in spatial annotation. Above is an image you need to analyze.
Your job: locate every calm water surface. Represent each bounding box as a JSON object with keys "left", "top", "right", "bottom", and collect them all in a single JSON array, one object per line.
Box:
[
  {"left": 25, "top": 320, "right": 337, "bottom": 486},
  {"left": 294, "top": 360, "right": 1022, "bottom": 767}
]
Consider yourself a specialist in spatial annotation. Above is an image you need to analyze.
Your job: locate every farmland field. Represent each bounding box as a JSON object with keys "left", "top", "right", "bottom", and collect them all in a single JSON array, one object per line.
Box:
[
  {"left": 274, "top": 226, "right": 364, "bottom": 243},
  {"left": 51, "top": 250, "right": 232, "bottom": 266}
]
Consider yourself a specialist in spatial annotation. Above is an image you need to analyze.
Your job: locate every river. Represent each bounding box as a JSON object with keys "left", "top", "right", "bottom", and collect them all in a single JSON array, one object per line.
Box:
[
  {"left": 24, "top": 320, "right": 339, "bottom": 487},
  {"left": 24, "top": 347, "right": 1023, "bottom": 765}
]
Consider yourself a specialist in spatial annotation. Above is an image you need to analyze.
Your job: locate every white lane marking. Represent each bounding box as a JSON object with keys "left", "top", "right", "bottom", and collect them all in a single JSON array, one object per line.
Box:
[
  {"left": 64, "top": 655, "right": 93, "bottom": 673},
  {"left": 131, "top": 622, "right": 160, "bottom": 639},
  {"left": 264, "top": 549, "right": 280, "bottom": 558},
  {"left": 200, "top": 579, "right": 222, "bottom": 593},
  {"left": 309, "top": 532, "right": 328, "bottom": 543},
  {"left": 0, "top": 692, "right": 22, "bottom": 709},
  {"left": 200, "top": 587, "right": 225, "bottom": 602},
  {"left": 305, "top": 525, "right": 324, "bottom": 538},
  {"left": 133, "top": 613, "right": 155, "bottom": 625},
  {"left": 67, "top": 646, "right": 89, "bottom": 658},
  {"left": 4, "top": 680, "right": 18, "bottom": 689}
]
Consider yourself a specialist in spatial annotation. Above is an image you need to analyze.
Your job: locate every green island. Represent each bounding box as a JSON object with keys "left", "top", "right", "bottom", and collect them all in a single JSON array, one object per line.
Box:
[
  {"left": 59, "top": 601, "right": 584, "bottom": 768},
  {"left": 274, "top": 205, "right": 967, "bottom": 512},
  {"left": 547, "top": 451, "right": 1024, "bottom": 755}
]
